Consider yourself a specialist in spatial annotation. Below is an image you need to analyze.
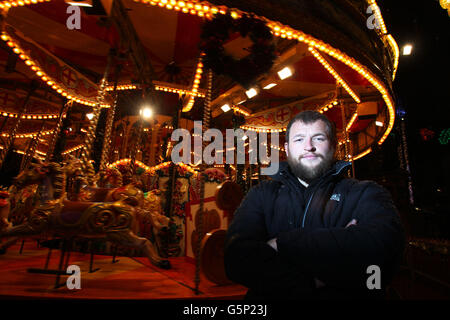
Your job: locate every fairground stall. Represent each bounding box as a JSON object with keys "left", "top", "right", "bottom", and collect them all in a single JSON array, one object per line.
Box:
[{"left": 0, "top": 0, "right": 398, "bottom": 299}]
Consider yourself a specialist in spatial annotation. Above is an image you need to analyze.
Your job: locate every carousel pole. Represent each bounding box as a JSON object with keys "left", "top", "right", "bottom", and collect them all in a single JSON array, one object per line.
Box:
[
  {"left": 167, "top": 102, "right": 181, "bottom": 219},
  {"left": 128, "top": 84, "right": 148, "bottom": 183},
  {"left": 128, "top": 116, "right": 143, "bottom": 180},
  {"left": 45, "top": 100, "right": 72, "bottom": 162},
  {"left": 79, "top": 50, "right": 114, "bottom": 178},
  {"left": 340, "top": 100, "right": 351, "bottom": 177},
  {"left": 20, "top": 119, "right": 46, "bottom": 170},
  {"left": 338, "top": 86, "right": 354, "bottom": 178},
  {"left": 99, "top": 64, "right": 122, "bottom": 172},
  {"left": 194, "top": 69, "right": 212, "bottom": 295},
  {"left": 232, "top": 112, "right": 245, "bottom": 191},
  {"left": 0, "top": 80, "right": 38, "bottom": 170}
]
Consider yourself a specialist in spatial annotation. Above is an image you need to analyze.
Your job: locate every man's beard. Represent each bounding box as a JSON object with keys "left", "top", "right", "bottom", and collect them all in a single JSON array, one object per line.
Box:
[{"left": 287, "top": 150, "right": 335, "bottom": 183}]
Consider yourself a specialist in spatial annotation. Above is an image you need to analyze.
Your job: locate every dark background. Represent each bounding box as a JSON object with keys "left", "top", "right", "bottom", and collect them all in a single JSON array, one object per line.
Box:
[{"left": 355, "top": 0, "right": 450, "bottom": 238}]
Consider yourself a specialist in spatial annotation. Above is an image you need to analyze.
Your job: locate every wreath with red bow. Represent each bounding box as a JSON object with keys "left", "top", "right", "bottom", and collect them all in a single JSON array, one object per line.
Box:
[{"left": 199, "top": 13, "right": 277, "bottom": 89}]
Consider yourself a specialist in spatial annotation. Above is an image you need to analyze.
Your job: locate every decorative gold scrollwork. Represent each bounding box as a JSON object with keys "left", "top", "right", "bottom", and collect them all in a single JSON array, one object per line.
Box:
[
  {"left": 89, "top": 209, "right": 116, "bottom": 232},
  {"left": 28, "top": 208, "right": 50, "bottom": 232},
  {"left": 85, "top": 201, "right": 133, "bottom": 234}
]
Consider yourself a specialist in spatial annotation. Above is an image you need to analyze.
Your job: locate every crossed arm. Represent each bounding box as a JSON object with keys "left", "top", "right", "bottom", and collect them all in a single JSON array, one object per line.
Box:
[
  {"left": 267, "top": 219, "right": 357, "bottom": 251},
  {"left": 267, "top": 219, "right": 357, "bottom": 288},
  {"left": 225, "top": 182, "right": 405, "bottom": 292}
]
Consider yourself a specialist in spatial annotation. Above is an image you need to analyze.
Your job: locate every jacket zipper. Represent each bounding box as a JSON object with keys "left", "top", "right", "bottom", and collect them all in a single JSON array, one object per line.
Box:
[
  {"left": 301, "top": 193, "right": 313, "bottom": 228},
  {"left": 299, "top": 163, "right": 350, "bottom": 228}
]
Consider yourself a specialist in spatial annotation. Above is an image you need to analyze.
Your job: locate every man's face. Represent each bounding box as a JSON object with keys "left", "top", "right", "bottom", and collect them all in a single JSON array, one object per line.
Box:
[{"left": 285, "top": 120, "right": 335, "bottom": 182}]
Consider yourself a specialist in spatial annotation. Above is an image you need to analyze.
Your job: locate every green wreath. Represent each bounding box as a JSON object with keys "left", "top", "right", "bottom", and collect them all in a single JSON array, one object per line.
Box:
[{"left": 199, "top": 13, "right": 277, "bottom": 89}]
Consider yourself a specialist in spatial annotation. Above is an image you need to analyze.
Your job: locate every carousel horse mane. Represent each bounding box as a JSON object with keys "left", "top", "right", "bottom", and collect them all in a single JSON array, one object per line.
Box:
[
  {"left": 13, "top": 162, "right": 66, "bottom": 202},
  {"left": 6, "top": 184, "right": 37, "bottom": 226},
  {"left": 143, "top": 190, "right": 170, "bottom": 231},
  {"left": 96, "top": 167, "right": 123, "bottom": 188},
  {"left": 63, "top": 156, "right": 96, "bottom": 187}
]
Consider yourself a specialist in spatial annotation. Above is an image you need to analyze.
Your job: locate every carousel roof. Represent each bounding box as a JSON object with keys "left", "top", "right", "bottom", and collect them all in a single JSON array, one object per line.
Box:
[{"left": 0, "top": 0, "right": 399, "bottom": 162}]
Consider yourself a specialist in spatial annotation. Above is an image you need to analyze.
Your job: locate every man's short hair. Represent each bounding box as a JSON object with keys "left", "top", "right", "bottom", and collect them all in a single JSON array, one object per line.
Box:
[{"left": 286, "top": 110, "right": 337, "bottom": 148}]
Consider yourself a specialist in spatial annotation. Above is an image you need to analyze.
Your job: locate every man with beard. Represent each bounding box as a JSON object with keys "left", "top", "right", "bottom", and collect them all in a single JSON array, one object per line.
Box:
[{"left": 224, "top": 110, "right": 405, "bottom": 300}]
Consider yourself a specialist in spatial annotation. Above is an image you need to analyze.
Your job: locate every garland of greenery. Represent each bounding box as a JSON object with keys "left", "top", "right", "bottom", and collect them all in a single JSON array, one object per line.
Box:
[{"left": 199, "top": 13, "right": 277, "bottom": 89}]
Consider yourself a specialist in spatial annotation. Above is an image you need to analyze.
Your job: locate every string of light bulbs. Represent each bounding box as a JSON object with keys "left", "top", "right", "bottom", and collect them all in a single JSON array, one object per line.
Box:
[{"left": 0, "top": 32, "right": 111, "bottom": 109}]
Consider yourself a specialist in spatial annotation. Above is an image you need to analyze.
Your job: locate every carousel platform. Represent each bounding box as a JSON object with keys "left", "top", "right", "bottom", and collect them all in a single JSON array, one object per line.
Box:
[{"left": 0, "top": 240, "right": 247, "bottom": 300}]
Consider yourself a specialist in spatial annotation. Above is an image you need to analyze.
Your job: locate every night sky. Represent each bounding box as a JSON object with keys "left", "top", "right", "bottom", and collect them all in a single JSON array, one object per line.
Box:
[{"left": 364, "top": 0, "right": 450, "bottom": 214}]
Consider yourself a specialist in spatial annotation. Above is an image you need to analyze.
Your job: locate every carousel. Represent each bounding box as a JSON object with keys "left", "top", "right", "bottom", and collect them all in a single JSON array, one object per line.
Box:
[{"left": 0, "top": 0, "right": 398, "bottom": 299}]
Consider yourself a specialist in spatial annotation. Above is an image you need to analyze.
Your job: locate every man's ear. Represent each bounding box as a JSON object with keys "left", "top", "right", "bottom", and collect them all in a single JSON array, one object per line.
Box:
[{"left": 284, "top": 142, "right": 289, "bottom": 157}]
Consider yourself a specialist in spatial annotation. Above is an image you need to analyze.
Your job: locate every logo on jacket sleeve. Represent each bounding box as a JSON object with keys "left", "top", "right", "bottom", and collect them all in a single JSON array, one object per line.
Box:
[{"left": 330, "top": 193, "right": 341, "bottom": 201}]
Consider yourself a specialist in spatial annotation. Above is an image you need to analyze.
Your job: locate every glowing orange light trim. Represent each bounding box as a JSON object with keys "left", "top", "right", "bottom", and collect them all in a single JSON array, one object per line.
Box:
[
  {"left": 352, "top": 148, "right": 372, "bottom": 161},
  {"left": 309, "top": 47, "right": 361, "bottom": 104},
  {"left": 108, "top": 159, "right": 198, "bottom": 175},
  {"left": 182, "top": 54, "right": 205, "bottom": 112},
  {"left": 346, "top": 112, "right": 359, "bottom": 132},
  {"left": 0, "top": 32, "right": 110, "bottom": 108}
]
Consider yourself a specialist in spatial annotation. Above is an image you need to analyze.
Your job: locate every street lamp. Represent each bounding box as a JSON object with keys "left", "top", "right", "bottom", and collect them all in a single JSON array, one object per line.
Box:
[
  {"left": 140, "top": 106, "right": 153, "bottom": 120},
  {"left": 402, "top": 44, "right": 413, "bottom": 56}
]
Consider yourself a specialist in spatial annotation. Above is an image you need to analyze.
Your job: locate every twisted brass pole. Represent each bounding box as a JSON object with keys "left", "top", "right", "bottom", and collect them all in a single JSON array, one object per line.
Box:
[
  {"left": 79, "top": 84, "right": 105, "bottom": 178},
  {"left": 194, "top": 69, "right": 212, "bottom": 295},
  {"left": 339, "top": 94, "right": 354, "bottom": 178},
  {"left": 127, "top": 90, "right": 146, "bottom": 183},
  {"left": 79, "top": 51, "right": 114, "bottom": 178},
  {"left": 99, "top": 65, "right": 122, "bottom": 171},
  {"left": 0, "top": 82, "right": 37, "bottom": 169},
  {"left": 20, "top": 119, "right": 46, "bottom": 170},
  {"left": 45, "top": 100, "right": 72, "bottom": 162}
]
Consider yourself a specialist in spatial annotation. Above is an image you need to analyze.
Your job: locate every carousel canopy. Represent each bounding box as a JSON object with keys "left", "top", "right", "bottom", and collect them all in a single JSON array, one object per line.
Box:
[{"left": 0, "top": 0, "right": 398, "bottom": 164}]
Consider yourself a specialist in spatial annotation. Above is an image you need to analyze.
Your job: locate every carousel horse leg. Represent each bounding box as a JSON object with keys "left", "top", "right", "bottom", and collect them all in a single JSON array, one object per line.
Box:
[
  {"left": 88, "top": 240, "right": 100, "bottom": 273},
  {"left": 153, "top": 226, "right": 168, "bottom": 258},
  {"left": 19, "top": 239, "right": 25, "bottom": 254},
  {"left": 0, "top": 222, "right": 45, "bottom": 241},
  {"left": 0, "top": 219, "right": 49, "bottom": 255},
  {"left": 63, "top": 239, "right": 72, "bottom": 271},
  {"left": 0, "top": 237, "right": 19, "bottom": 255},
  {"left": 106, "top": 230, "right": 171, "bottom": 270},
  {"left": 54, "top": 239, "right": 69, "bottom": 289},
  {"left": 27, "top": 238, "right": 69, "bottom": 287},
  {"left": 44, "top": 246, "right": 52, "bottom": 270},
  {"left": 111, "top": 244, "right": 119, "bottom": 264}
]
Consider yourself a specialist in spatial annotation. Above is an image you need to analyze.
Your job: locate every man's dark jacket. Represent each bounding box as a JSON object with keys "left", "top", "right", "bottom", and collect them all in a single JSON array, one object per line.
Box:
[{"left": 224, "top": 161, "right": 405, "bottom": 299}]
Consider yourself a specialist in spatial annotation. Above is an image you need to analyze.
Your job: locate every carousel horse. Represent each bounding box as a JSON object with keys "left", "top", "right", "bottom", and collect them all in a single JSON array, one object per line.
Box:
[
  {"left": 66, "top": 159, "right": 173, "bottom": 256},
  {"left": 0, "top": 189, "right": 12, "bottom": 253},
  {"left": 63, "top": 156, "right": 95, "bottom": 201},
  {"left": 0, "top": 183, "right": 41, "bottom": 254},
  {"left": 95, "top": 167, "right": 123, "bottom": 189},
  {"left": 0, "top": 190, "right": 10, "bottom": 230},
  {"left": 63, "top": 157, "right": 135, "bottom": 203},
  {"left": 140, "top": 189, "right": 171, "bottom": 253},
  {"left": 63, "top": 157, "right": 171, "bottom": 243},
  {"left": 0, "top": 162, "right": 171, "bottom": 269},
  {"left": 6, "top": 184, "right": 39, "bottom": 226}
]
